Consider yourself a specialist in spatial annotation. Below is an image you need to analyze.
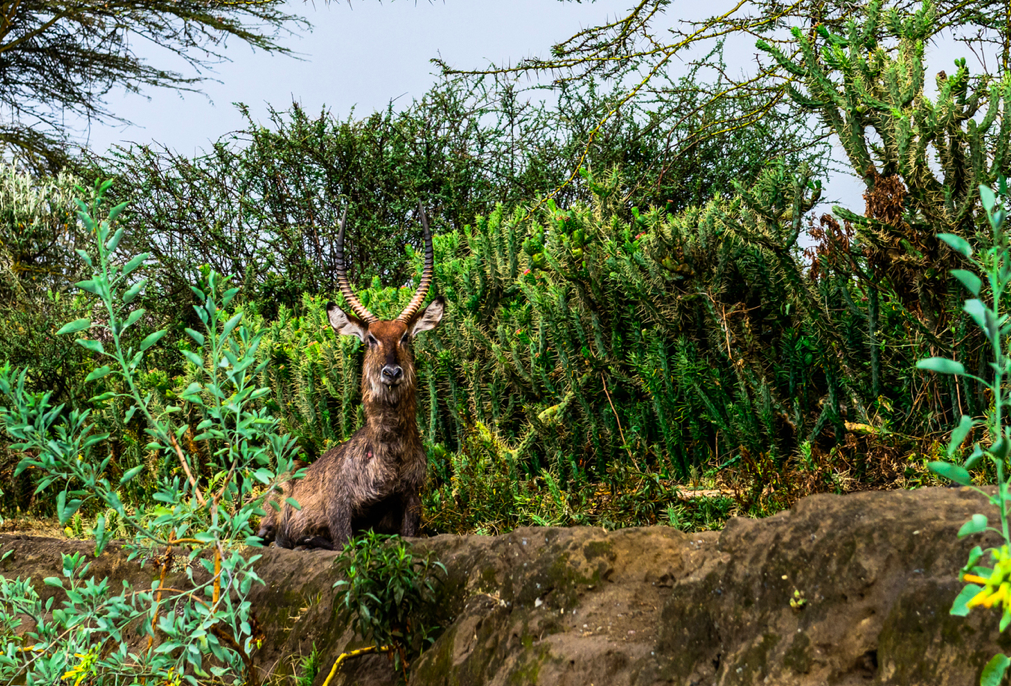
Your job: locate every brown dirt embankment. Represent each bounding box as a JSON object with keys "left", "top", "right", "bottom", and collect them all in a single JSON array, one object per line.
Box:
[{"left": 2, "top": 486, "right": 1008, "bottom": 685}]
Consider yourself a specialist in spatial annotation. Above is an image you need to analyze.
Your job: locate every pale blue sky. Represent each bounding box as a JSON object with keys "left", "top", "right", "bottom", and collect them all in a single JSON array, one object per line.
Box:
[
  {"left": 81, "top": 0, "right": 639, "bottom": 156},
  {"left": 76, "top": 0, "right": 989, "bottom": 215}
]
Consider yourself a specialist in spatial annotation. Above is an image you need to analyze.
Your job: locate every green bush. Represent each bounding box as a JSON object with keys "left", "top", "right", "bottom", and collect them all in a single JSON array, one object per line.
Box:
[
  {"left": 0, "top": 181, "right": 300, "bottom": 685},
  {"left": 332, "top": 532, "right": 446, "bottom": 679}
]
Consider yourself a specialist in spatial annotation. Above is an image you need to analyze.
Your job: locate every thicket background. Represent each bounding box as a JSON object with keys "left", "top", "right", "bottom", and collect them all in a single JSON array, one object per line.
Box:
[{"left": 2, "top": 0, "right": 1008, "bottom": 535}]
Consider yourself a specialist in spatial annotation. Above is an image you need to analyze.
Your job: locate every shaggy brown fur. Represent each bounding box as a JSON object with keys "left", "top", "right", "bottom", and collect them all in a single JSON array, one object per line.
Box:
[{"left": 257, "top": 297, "right": 445, "bottom": 550}]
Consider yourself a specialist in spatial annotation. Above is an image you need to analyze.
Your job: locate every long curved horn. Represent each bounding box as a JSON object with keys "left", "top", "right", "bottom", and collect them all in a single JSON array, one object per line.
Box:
[
  {"left": 397, "top": 202, "right": 434, "bottom": 323},
  {"left": 335, "top": 210, "right": 377, "bottom": 323}
]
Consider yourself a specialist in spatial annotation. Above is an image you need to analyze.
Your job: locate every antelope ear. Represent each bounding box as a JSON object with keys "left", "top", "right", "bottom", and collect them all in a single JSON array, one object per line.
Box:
[
  {"left": 327, "top": 302, "right": 368, "bottom": 341},
  {"left": 409, "top": 296, "right": 445, "bottom": 337}
]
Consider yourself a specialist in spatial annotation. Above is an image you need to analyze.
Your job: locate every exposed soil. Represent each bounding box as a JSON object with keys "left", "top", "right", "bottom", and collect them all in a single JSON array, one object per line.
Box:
[{"left": 2, "top": 486, "right": 1009, "bottom": 685}]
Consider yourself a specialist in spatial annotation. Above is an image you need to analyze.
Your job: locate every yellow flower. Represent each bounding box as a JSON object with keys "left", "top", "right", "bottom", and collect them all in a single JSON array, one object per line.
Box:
[
  {"left": 964, "top": 546, "right": 1011, "bottom": 612},
  {"left": 61, "top": 650, "right": 97, "bottom": 686}
]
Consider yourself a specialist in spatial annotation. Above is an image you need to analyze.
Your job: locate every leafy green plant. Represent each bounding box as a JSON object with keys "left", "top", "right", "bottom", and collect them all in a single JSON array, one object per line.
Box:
[
  {"left": 329, "top": 531, "right": 446, "bottom": 681},
  {"left": 919, "top": 178, "right": 1011, "bottom": 684},
  {"left": 0, "top": 178, "right": 300, "bottom": 685},
  {"left": 294, "top": 643, "right": 322, "bottom": 686}
]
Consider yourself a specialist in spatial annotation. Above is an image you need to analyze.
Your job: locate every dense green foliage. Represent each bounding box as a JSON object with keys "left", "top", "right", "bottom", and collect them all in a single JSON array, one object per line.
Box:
[
  {"left": 0, "top": 0, "right": 1009, "bottom": 537},
  {"left": 75, "top": 63, "right": 822, "bottom": 316},
  {"left": 4, "top": 0, "right": 1011, "bottom": 682}
]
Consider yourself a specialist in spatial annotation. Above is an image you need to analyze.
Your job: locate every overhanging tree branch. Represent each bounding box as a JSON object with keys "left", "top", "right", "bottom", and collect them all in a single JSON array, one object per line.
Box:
[
  {"left": 434, "top": 0, "right": 1007, "bottom": 209},
  {"left": 0, "top": 0, "right": 310, "bottom": 173}
]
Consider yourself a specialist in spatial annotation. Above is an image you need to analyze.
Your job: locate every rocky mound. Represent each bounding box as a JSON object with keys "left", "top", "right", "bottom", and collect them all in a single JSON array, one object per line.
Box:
[{"left": 1, "top": 486, "right": 1007, "bottom": 685}]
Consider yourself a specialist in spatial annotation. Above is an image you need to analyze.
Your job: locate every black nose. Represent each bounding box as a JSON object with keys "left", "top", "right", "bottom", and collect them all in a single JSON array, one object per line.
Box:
[{"left": 382, "top": 365, "right": 403, "bottom": 382}]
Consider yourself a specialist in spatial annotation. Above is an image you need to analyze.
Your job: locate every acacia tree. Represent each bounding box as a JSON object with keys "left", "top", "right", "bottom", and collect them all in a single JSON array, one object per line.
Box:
[{"left": 0, "top": 0, "right": 307, "bottom": 172}]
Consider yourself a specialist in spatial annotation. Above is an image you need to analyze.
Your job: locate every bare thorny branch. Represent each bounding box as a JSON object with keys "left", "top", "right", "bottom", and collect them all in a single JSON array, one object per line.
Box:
[{"left": 434, "top": 0, "right": 1008, "bottom": 212}]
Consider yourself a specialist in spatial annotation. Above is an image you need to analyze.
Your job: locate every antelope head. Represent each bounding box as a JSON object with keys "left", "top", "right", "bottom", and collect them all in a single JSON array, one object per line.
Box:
[{"left": 326, "top": 205, "right": 444, "bottom": 405}]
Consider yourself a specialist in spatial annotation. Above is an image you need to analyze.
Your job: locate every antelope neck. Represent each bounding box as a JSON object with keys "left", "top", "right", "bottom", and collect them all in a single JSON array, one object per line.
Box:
[{"left": 363, "top": 392, "right": 419, "bottom": 445}]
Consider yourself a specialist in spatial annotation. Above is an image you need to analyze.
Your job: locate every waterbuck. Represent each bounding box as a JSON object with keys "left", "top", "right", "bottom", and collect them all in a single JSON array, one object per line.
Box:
[{"left": 257, "top": 207, "right": 444, "bottom": 549}]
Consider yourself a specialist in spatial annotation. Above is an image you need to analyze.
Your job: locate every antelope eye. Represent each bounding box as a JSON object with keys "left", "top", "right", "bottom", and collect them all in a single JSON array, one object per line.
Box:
[
  {"left": 400, "top": 333, "right": 410, "bottom": 346},
  {"left": 367, "top": 334, "right": 378, "bottom": 347}
]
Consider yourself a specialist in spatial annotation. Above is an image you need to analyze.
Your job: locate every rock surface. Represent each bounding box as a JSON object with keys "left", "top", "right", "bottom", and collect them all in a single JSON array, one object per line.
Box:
[{"left": 2, "top": 486, "right": 1010, "bottom": 685}]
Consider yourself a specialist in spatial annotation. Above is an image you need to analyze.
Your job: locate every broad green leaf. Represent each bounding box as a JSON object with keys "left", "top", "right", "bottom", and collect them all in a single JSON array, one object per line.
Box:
[
  {"left": 106, "top": 227, "right": 124, "bottom": 252},
  {"left": 958, "top": 514, "right": 988, "bottom": 538},
  {"left": 183, "top": 351, "right": 204, "bottom": 368},
  {"left": 966, "top": 299, "right": 988, "bottom": 332},
  {"left": 120, "top": 465, "right": 146, "bottom": 484},
  {"left": 222, "top": 312, "right": 243, "bottom": 339},
  {"left": 981, "top": 185, "right": 997, "bottom": 214},
  {"left": 252, "top": 468, "right": 272, "bottom": 485},
  {"left": 74, "top": 249, "right": 94, "bottom": 267},
  {"left": 75, "top": 279, "right": 101, "bottom": 295},
  {"left": 965, "top": 546, "right": 985, "bottom": 570},
  {"left": 122, "top": 279, "right": 146, "bottom": 304},
  {"left": 949, "top": 415, "right": 974, "bottom": 457},
  {"left": 184, "top": 328, "right": 205, "bottom": 346},
  {"left": 57, "top": 318, "right": 91, "bottom": 335},
  {"left": 128, "top": 349, "right": 143, "bottom": 371},
  {"left": 966, "top": 445, "right": 985, "bottom": 469},
  {"left": 951, "top": 583, "right": 981, "bottom": 617},
  {"left": 285, "top": 497, "right": 302, "bottom": 511},
  {"left": 93, "top": 514, "right": 108, "bottom": 556},
  {"left": 951, "top": 269, "right": 982, "bottom": 296},
  {"left": 14, "top": 457, "right": 34, "bottom": 478},
  {"left": 981, "top": 654, "right": 1010, "bottom": 686},
  {"left": 937, "top": 233, "right": 972, "bottom": 257},
  {"left": 57, "top": 491, "right": 82, "bottom": 525},
  {"left": 985, "top": 307, "right": 1001, "bottom": 342},
  {"left": 122, "top": 253, "right": 148, "bottom": 277},
  {"left": 916, "top": 358, "right": 965, "bottom": 376},
  {"left": 139, "top": 330, "right": 167, "bottom": 352},
  {"left": 928, "top": 460, "right": 972, "bottom": 486},
  {"left": 108, "top": 201, "right": 129, "bottom": 223},
  {"left": 76, "top": 339, "right": 105, "bottom": 355},
  {"left": 43, "top": 577, "right": 64, "bottom": 588},
  {"left": 85, "top": 366, "right": 112, "bottom": 383},
  {"left": 77, "top": 208, "right": 96, "bottom": 231},
  {"left": 993, "top": 209, "right": 1007, "bottom": 232},
  {"left": 994, "top": 438, "right": 1011, "bottom": 462},
  {"left": 123, "top": 308, "right": 145, "bottom": 331}
]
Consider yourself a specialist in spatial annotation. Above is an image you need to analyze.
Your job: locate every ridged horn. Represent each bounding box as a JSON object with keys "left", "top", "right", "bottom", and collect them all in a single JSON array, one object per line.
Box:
[
  {"left": 335, "top": 210, "right": 377, "bottom": 323},
  {"left": 397, "top": 203, "right": 435, "bottom": 323}
]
